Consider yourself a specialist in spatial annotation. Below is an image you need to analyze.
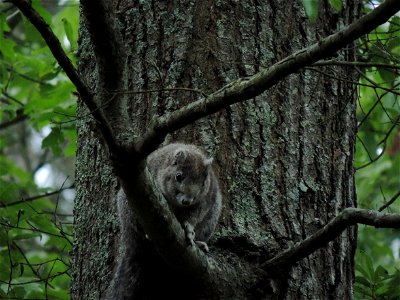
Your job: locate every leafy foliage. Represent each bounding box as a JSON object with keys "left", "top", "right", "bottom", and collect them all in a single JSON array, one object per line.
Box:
[
  {"left": 302, "top": 0, "right": 343, "bottom": 22},
  {"left": 355, "top": 251, "right": 400, "bottom": 299},
  {"left": 353, "top": 1, "right": 400, "bottom": 299},
  {"left": 0, "top": 0, "right": 78, "bottom": 298}
]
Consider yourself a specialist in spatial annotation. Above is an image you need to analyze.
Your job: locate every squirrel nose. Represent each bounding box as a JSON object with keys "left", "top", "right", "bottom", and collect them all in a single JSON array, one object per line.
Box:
[{"left": 182, "top": 198, "right": 193, "bottom": 205}]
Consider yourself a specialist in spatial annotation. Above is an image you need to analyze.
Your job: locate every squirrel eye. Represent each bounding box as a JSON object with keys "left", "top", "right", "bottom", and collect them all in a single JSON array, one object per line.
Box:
[{"left": 175, "top": 171, "right": 184, "bottom": 182}]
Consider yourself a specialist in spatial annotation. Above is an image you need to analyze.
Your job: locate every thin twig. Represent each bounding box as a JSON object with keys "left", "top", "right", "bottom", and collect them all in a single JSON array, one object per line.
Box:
[
  {"left": 0, "top": 184, "right": 75, "bottom": 207},
  {"left": 358, "top": 82, "right": 400, "bottom": 128},
  {"left": 0, "top": 112, "right": 28, "bottom": 130},
  {"left": 356, "top": 114, "right": 400, "bottom": 170},
  {"left": 313, "top": 60, "right": 400, "bottom": 70},
  {"left": 378, "top": 190, "right": 400, "bottom": 212}
]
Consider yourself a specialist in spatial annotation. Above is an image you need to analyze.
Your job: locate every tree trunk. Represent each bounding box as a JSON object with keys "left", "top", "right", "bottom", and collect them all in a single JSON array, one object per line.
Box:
[{"left": 72, "top": 1, "right": 360, "bottom": 299}]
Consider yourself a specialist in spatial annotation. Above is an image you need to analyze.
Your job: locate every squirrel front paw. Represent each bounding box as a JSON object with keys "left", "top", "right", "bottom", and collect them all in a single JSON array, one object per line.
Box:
[
  {"left": 183, "top": 222, "right": 209, "bottom": 252},
  {"left": 195, "top": 241, "right": 209, "bottom": 252},
  {"left": 183, "top": 221, "right": 195, "bottom": 246}
]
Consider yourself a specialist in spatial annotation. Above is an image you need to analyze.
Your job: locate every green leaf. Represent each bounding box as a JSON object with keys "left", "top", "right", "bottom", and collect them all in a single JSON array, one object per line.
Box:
[
  {"left": 354, "top": 283, "right": 373, "bottom": 297},
  {"left": 8, "top": 286, "right": 26, "bottom": 298},
  {"left": 11, "top": 232, "right": 42, "bottom": 241},
  {"left": 355, "top": 261, "right": 370, "bottom": 279},
  {"left": 40, "top": 67, "right": 62, "bottom": 81},
  {"left": 0, "top": 35, "right": 17, "bottom": 61},
  {"left": 0, "top": 14, "right": 16, "bottom": 60},
  {"left": 302, "top": 0, "right": 319, "bottom": 21},
  {"left": 42, "top": 127, "right": 64, "bottom": 156},
  {"left": 63, "top": 127, "right": 77, "bottom": 157},
  {"left": 363, "top": 252, "right": 375, "bottom": 281},
  {"left": 0, "top": 228, "right": 8, "bottom": 246},
  {"left": 378, "top": 61, "right": 396, "bottom": 82},
  {"left": 375, "top": 265, "right": 390, "bottom": 281},
  {"left": 355, "top": 275, "right": 371, "bottom": 288},
  {"left": 0, "top": 287, "right": 7, "bottom": 297},
  {"left": 62, "top": 18, "right": 76, "bottom": 49},
  {"left": 329, "top": 0, "right": 342, "bottom": 12},
  {"left": 32, "top": 0, "right": 53, "bottom": 25},
  {"left": 26, "top": 289, "right": 47, "bottom": 299}
]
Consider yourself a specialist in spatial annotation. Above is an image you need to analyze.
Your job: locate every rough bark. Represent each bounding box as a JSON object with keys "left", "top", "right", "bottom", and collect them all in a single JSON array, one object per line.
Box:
[{"left": 72, "top": 1, "right": 360, "bottom": 299}]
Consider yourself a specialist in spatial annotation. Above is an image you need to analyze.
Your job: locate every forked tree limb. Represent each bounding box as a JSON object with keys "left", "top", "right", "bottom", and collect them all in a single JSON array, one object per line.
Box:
[
  {"left": 133, "top": 0, "right": 400, "bottom": 157},
  {"left": 262, "top": 208, "right": 400, "bottom": 271}
]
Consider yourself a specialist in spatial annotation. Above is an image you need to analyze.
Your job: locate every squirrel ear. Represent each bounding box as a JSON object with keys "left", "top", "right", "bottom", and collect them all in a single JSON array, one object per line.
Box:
[
  {"left": 203, "top": 157, "right": 213, "bottom": 167},
  {"left": 173, "top": 150, "right": 186, "bottom": 165}
]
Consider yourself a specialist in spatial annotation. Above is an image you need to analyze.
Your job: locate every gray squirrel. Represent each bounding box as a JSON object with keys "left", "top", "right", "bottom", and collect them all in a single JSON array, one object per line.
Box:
[
  {"left": 106, "top": 143, "right": 222, "bottom": 299},
  {"left": 146, "top": 143, "right": 222, "bottom": 251}
]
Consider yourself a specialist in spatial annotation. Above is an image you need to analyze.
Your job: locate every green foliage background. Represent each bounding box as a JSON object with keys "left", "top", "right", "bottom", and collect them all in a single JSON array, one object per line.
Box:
[
  {"left": 0, "top": 1, "right": 78, "bottom": 299},
  {"left": 0, "top": 0, "right": 399, "bottom": 299},
  {"left": 354, "top": 3, "right": 400, "bottom": 298}
]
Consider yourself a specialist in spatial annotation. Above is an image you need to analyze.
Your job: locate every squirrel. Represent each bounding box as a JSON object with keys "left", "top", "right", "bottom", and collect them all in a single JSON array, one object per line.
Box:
[
  {"left": 105, "top": 143, "right": 222, "bottom": 299},
  {"left": 146, "top": 143, "right": 222, "bottom": 251}
]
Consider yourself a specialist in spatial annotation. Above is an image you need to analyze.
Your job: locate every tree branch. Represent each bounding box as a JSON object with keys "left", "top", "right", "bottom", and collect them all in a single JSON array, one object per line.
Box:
[
  {"left": 262, "top": 208, "right": 400, "bottom": 271},
  {"left": 9, "top": 0, "right": 119, "bottom": 155},
  {"left": 118, "top": 163, "right": 244, "bottom": 295},
  {"left": 356, "top": 114, "right": 400, "bottom": 170},
  {"left": 0, "top": 184, "right": 75, "bottom": 208},
  {"left": 134, "top": 0, "right": 400, "bottom": 157},
  {"left": 0, "top": 112, "right": 28, "bottom": 130},
  {"left": 80, "top": 0, "right": 122, "bottom": 89},
  {"left": 305, "top": 67, "right": 400, "bottom": 96},
  {"left": 379, "top": 190, "right": 400, "bottom": 212},
  {"left": 313, "top": 60, "right": 400, "bottom": 70}
]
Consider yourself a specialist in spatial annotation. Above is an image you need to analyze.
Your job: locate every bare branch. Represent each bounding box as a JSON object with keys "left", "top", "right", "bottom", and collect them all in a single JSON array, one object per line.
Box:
[
  {"left": 0, "top": 184, "right": 75, "bottom": 208},
  {"left": 0, "top": 221, "right": 73, "bottom": 244},
  {"left": 358, "top": 82, "right": 400, "bottom": 128},
  {"left": 379, "top": 190, "right": 400, "bottom": 212},
  {"left": 13, "top": 241, "right": 55, "bottom": 289},
  {"left": 313, "top": 60, "right": 400, "bottom": 70},
  {"left": 9, "top": 0, "right": 119, "bottom": 155},
  {"left": 0, "top": 112, "right": 28, "bottom": 130},
  {"left": 5, "top": 65, "right": 49, "bottom": 84},
  {"left": 1, "top": 92, "right": 24, "bottom": 106},
  {"left": 305, "top": 67, "right": 399, "bottom": 95},
  {"left": 262, "top": 208, "right": 400, "bottom": 271},
  {"left": 134, "top": 0, "right": 400, "bottom": 156},
  {"left": 355, "top": 66, "right": 400, "bottom": 96},
  {"left": 356, "top": 114, "right": 400, "bottom": 170}
]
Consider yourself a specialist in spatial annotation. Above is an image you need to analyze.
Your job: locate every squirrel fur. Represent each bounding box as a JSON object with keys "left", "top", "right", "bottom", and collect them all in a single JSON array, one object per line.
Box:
[
  {"left": 105, "top": 143, "right": 222, "bottom": 299},
  {"left": 146, "top": 143, "right": 222, "bottom": 250}
]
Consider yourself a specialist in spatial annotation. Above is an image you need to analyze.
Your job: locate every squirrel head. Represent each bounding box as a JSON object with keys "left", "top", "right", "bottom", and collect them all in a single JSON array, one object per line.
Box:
[{"left": 165, "top": 148, "right": 213, "bottom": 207}]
